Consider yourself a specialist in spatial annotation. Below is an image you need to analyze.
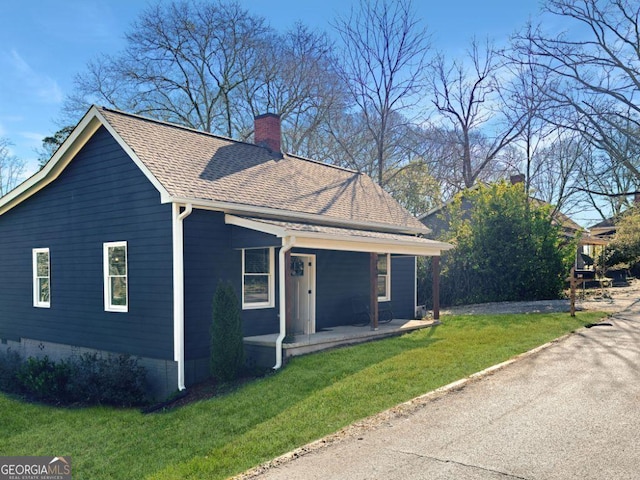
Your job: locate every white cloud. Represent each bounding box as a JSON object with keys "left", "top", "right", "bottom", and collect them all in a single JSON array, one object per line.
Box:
[
  {"left": 8, "top": 49, "right": 64, "bottom": 104},
  {"left": 20, "top": 131, "right": 46, "bottom": 143}
]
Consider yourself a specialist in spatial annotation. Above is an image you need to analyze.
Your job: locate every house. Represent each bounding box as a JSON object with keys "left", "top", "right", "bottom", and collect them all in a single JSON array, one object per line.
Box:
[{"left": 0, "top": 106, "right": 451, "bottom": 398}]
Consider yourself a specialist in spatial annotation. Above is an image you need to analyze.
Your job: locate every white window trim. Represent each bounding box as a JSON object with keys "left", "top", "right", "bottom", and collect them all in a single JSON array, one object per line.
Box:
[
  {"left": 378, "top": 253, "right": 391, "bottom": 302},
  {"left": 32, "top": 248, "right": 50, "bottom": 308},
  {"left": 242, "top": 247, "right": 275, "bottom": 310},
  {"left": 104, "top": 241, "right": 128, "bottom": 313}
]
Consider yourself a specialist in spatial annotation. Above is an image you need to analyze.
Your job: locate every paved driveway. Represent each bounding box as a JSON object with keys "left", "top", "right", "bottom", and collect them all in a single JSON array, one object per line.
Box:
[{"left": 242, "top": 300, "right": 640, "bottom": 480}]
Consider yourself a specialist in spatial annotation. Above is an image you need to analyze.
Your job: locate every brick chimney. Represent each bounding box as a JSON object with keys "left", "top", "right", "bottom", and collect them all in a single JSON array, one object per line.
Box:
[{"left": 254, "top": 113, "right": 281, "bottom": 153}]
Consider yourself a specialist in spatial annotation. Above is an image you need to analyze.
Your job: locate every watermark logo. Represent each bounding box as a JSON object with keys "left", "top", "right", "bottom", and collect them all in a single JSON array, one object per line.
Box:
[{"left": 0, "top": 456, "right": 71, "bottom": 480}]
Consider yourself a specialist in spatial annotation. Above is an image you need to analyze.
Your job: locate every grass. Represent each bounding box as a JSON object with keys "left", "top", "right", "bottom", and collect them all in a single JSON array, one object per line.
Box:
[{"left": 0, "top": 311, "right": 605, "bottom": 479}]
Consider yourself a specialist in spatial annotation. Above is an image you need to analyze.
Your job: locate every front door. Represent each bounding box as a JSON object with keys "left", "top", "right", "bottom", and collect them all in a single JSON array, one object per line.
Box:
[{"left": 291, "top": 254, "right": 316, "bottom": 335}]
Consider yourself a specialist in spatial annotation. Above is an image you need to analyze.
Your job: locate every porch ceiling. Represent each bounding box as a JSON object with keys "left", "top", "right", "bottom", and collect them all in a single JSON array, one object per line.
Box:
[{"left": 225, "top": 215, "right": 453, "bottom": 256}]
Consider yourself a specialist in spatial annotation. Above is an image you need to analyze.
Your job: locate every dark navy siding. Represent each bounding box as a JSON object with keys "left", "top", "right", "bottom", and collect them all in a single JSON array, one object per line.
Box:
[
  {"left": 183, "top": 214, "right": 280, "bottom": 362},
  {"left": 293, "top": 250, "right": 416, "bottom": 328},
  {"left": 182, "top": 219, "right": 417, "bottom": 366},
  {"left": 231, "top": 225, "right": 279, "bottom": 248},
  {"left": 313, "top": 250, "right": 370, "bottom": 328},
  {"left": 390, "top": 256, "right": 416, "bottom": 319},
  {"left": 0, "top": 127, "right": 174, "bottom": 359}
]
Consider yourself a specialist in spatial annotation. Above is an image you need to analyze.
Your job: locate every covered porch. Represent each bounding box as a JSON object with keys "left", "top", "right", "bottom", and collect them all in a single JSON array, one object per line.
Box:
[
  {"left": 226, "top": 215, "right": 452, "bottom": 369},
  {"left": 244, "top": 318, "right": 440, "bottom": 368}
]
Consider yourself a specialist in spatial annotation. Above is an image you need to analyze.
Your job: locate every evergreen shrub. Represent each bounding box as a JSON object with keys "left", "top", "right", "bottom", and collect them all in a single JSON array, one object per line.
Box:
[{"left": 210, "top": 281, "right": 245, "bottom": 382}]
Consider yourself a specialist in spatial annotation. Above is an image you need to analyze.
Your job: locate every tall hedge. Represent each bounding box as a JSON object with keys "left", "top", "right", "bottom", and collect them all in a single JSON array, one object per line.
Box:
[
  {"left": 210, "top": 281, "right": 245, "bottom": 382},
  {"left": 420, "top": 182, "right": 575, "bottom": 306}
]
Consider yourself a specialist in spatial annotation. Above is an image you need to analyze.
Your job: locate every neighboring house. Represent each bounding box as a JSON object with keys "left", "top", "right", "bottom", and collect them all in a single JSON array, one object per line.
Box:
[
  {"left": 587, "top": 217, "right": 617, "bottom": 241},
  {"left": 0, "top": 106, "right": 451, "bottom": 398}
]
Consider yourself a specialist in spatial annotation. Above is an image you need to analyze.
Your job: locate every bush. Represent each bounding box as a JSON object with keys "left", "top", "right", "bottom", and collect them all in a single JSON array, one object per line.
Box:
[
  {"left": 0, "top": 352, "right": 148, "bottom": 407},
  {"left": 66, "top": 353, "right": 148, "bottom": 407},
  {"left": 210, "top": 281, "right": 245, "bottom": 382},
  {"left": 0, "top": 349, "right": 22, "bottom": 393},
  {"left": 421, "top": 182, "right": 575, "bottom": 306},
  {"left": 16, "top": 356, "right": 72, "bottom": 404}
]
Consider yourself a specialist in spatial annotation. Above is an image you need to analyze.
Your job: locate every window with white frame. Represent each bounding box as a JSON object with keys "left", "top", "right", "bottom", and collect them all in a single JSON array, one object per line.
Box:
[
  {"left": 33, "top": 248, "right": 50, "bottom": 308},
  {"left": 242, "top": 247, "right": 274, "bottom": 309},
  {"left": 377, "top": 253, "right": 391, "bottom": 302},
  {"left": 104, "top": 241, "right": 128, "bottom": 312}
]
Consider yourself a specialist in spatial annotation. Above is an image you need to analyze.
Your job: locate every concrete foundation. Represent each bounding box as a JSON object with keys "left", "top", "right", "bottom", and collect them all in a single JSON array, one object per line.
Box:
[{"left": 0, "top": 337, "right": 179, "bottom": 401}]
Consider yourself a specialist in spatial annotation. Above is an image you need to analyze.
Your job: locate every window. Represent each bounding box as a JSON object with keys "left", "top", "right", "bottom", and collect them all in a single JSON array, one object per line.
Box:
[
  {"left": 377, "top": 253, "right": 391, "bottom": 302},
  {"left": 242, "top": 248, "right": 274, "bottom": 309},
  {"left": 33, "top": 248, "right": 50, "bottom": 308},
  {"left": 104, "top": 241, "right": 128, "bottom": 312}
]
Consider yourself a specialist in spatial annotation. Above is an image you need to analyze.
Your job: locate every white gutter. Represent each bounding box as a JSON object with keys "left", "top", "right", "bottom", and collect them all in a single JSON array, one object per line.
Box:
[
  {"left": 172, "top": 203, "right": 193, "bottom": 391},
  {"left": 274, "top": 236, "right": 296, "bottom": 370}
]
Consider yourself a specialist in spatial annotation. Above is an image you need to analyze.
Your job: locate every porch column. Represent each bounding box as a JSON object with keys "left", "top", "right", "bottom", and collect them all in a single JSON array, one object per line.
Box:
[
  {"left": 432, "top": 255, "right": 440, "bottom": 321},
  {"left": 285, "top": 249, "right": 293, "bottom": 336},
  {"left": 370, "top": 252, "right": 379, "bottom": 330}
]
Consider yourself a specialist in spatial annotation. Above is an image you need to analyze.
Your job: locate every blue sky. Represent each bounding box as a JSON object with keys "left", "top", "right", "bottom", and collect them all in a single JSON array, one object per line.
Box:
[{"left": 0, "top": 0, "right": 543, "bottom": 176}]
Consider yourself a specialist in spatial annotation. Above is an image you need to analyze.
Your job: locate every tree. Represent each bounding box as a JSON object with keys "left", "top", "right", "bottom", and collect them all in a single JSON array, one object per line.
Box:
[
  {"left": 501, "top": 26, "right": 564, "bottom": 196},
  {"left": 425, "top": 182, "right": 574, "bottom": 306},
  {"left": 68, "top": 1, "right": 268, "bottom": 136},
  {"left": 0, "top": 138, "right": 25, "bottom": 197},
  {"left": 237, "top": 23, "right": 346, "bottom": 158},
  {"left": 332, "top": 0, "right": 431, "bottom": 185},
  {"left": 66, "top": 0, "right": 343, "bottom": 159},
  {"left": 38, "top": 126, "right": 74, "bottom": 167},
  {"left": 577, "top": 131, "right": 640, "bottom": 219},
  {"left": 604, "top": 205, "right": 640, "bottom": 274},
  {"left": 384, "top": 160, "right": 441, "bottom": 216},
  {"left": 210, "top": 281, "right": 244, "bottom": 383},
  {"left": 527, "top": 129, "right": 585, "bottom": 217},
  {"left": 515, "top": 0, "right": 640, "bottom": 186},
  {"left": 428, "top": 39, "right": 526, "bottom": 189}
]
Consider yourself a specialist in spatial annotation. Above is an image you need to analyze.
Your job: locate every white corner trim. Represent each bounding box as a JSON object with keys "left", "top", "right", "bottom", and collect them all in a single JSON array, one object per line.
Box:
[{"left": 0, "top": 111, "right": 102, "bottom": 216}]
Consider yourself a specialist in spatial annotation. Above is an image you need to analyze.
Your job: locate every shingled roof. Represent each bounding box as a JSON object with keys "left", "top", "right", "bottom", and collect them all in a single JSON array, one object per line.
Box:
[{"left": 97, "top": 107, "right": 428, "bottom": 234}]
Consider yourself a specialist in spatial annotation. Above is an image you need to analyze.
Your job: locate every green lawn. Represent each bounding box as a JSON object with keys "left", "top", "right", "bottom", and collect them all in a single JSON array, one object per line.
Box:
[{"left": 0, "top": 311, "right": 604, "bottom": 479}]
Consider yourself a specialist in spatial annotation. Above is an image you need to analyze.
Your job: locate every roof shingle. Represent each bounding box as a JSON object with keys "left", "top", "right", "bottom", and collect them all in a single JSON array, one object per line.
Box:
[{"left": 98, "top": 107, "right": 427, "bottom": 233}]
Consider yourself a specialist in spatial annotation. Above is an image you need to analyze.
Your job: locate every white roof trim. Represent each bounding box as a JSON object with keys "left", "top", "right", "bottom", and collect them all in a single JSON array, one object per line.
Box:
[
  {"left": 0, "top": 110, "right": 99, "bottom": 215},
  {"left": 225, "top": 215, "right": 452, "bottom": 256},
  {"left": 0, "top": 106, "right": 172, "bottom": 216}
]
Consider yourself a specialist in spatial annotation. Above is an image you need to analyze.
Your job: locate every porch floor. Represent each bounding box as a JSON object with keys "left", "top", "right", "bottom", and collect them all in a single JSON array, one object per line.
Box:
[{"left": 244, "top": 318, "right": 439, "bottom": 365}]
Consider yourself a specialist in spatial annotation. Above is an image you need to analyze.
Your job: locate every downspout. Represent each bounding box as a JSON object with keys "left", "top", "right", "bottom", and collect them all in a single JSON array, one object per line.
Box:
[
  {"left": 274, "top": 236, "right": 295, "bottom": 370},
  {"left": 173, "top": 203, "right": 193, "bottom": 391}
]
